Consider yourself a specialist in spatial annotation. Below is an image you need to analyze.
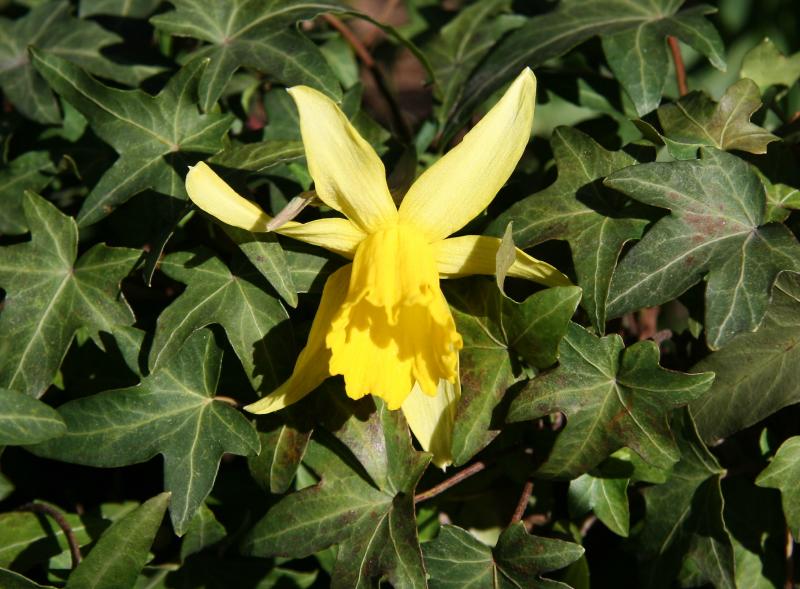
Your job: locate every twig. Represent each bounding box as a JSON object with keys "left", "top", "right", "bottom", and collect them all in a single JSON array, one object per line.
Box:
[
  {"left": 580, "top": 514, "right": 598, "bottom": 537},
  {"left": 19, "top": 502, "right": 82, "bottom": 568},
  {"left": 362, "top": 0, "right": 403, "bottom": 47},
  {"left": 414, "top": 460, "right": 488, "bottom": 504},
  {"left": 786, "top": 526, "right": 795, "bottom": 589},
  {"left": 322, "top": 13, "right": 412, "bottom": 142},
  {"left": 668, "top": 36, "right": 688, "bottom": 97},
  {"left": 510, "top": 480, "right": 534, "bottom": 525}
]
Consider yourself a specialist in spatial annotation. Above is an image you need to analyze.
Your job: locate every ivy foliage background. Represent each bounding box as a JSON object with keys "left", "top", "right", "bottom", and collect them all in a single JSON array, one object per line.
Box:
[{"left": 0, "top": 0, "right": 799, "bottom": 587}]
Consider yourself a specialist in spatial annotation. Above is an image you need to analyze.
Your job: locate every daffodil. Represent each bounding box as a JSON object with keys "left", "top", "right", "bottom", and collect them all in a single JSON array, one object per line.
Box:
[{"left": 185, "top": 68, "right": 569, "bottom": 467}]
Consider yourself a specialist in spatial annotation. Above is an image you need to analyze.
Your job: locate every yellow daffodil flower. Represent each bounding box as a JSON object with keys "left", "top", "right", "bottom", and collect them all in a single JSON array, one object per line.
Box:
[{"left": 185, "top": 68, "right": 569, "bottom": 468}]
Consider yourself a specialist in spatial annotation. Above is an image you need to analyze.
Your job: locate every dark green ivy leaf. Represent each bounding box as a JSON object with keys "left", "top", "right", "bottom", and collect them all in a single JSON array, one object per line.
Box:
[
  {"left": 31, "top": 49, "right": 233, "bottom": 227},
  {"left": 28, "top": 330, "right": 260, "bottom": 535},
  {"left": 636, "top": 410, "right": 735, "bottom": 589},
  {"left": 243, "top": 403, "right": 430, "bottom": 589},
  {"left": 0, "top": 569, "right": 54, "bottom": 589},
  {"left": 0, "top": 151, "right": 56, "bottom": 236},
  {"left": 0, "top": 1, "right": 141, "bottom": 124},
  {"left": 0, "top": 388, "right": 66, "bottom": 446},
  {"left": 150, "top": 0, "right": 345, "bottom": 111},
  {"left": 180, "top": 503, "right": 226, "bottom": 561},
  {"left": 444, "top": 0, "right": 724, "bottom": 140},
  {"left": 426, "top": 0, "right": 525, "bottom": 125},
  {"left": 423, "top": 523, "right": 584, "bottom": 589},
  {"left": 690, "top": 274, "right": 800, "bottom": 442},
  {"left": 491, "top": 127, "right": 650, "bottom": 331},
  {"left": 445, "top": 281, "right": 582, "bottom": 466},
  {"left": 756, "top": 436, "right": 800, "bottom": 540},
  {"left": 605, "top": 148, "right": 800, "bottom": 350},
  {"left": 0, "top": 192, "right": 140, "bottom": 397},
  {"left": 65, "top": 493, "right": 170, "bottom": 589},
  {"left": 150, "top": 250, "right": 293, "bottom": 393},
  {"left": 568, "top": 472, "right": 629, "bottom": 537},
  {"left": 508, "top": 323, "right": 714, "bottom": 478},
  {"left": 652, "top": 79, "right": 778, "bottom": 159},
  {"left": 79, "top": 0, "right": 163, "bottom": 18}
]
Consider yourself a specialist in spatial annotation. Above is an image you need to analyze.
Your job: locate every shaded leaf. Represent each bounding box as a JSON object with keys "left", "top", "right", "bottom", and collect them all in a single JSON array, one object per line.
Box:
[
  {"left": 248, "top": 406, "right": 312, "bottom": 495},
  {"left": 0, "top": 569, "right": 55, "bottom": 589},
  {"left": 31, "top": 49, "right": 233, "bottom": 227},
  {"left": 208, "top": 140, "right": 305, "bottom": 172},
  {"left": 568, "top": 473, "right": 629, "bottom": 537},
  {"left": 242, "top": 403, "right": 430, "bottom": 589},
  {"left": 151, "top": 250, "right": 293, "bottom": 393},
  {"left": 740, "top": 37, "right": 800, "bottom": 91},
  {"left": 0, "top": 192, "right": 139, "bottom": 397},
  {"left": 0, "top": 388, "right": 66, "bottom": 445},
  {"left": 508, "top": 323, "right": 714, "bottom": 478},
  {"left": 0, "top": 151, "right": 56, "bottom": 236},
  {"left": 66, "top": 493, "right": 170, "bottom": 589},
  {"left": 28, "top": 330, "right": 260, "bottom": 535},
  {"left": 491, "top": 127, "right": 649, "bottom": 330},
  {"left": 637, "top": 410, "right": 735, "bottom": 589},
  {"left": 0, "top": 1, "right": 137, "bottom": 124},
  {"left": 79, "top": 0, "right": 163, "bottom": 18},
  {"left": 655, "top": 79, "right": 778, "bottom": 159},
  {"left": 426, "top": 0, "right": 525, "bottom": 124},
  {"left": 445, "top": 281, "right": 582, "bottom": 465},
  {"left": 444, "top": 0, "right": 724, "bottom": 139},
  {"left": 605, "top": 148, "right": 800, "bottom": 349},
  {"left": 150, "top": 0, "right": 344, "bottom": 111},
  {"left": 690, "top": 274, "right": 800, "bottom": 441},
  {"left": 756, "top": 436, "right": 800, "bottom": 540},
  {"left": 423, "top": 523, "right": 583, "bottom": 589},
  {"left": 180, "top": 503, "right": 226, "bottom": 561},
  {"left": 222, "top": 225, "right": 298, "bottom": 308}
]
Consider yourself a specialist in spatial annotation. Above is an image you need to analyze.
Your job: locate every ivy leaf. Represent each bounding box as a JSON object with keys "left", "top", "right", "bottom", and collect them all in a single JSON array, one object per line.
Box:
[
  {"left": 491, "top": 127, "right": 650, "bottom": 331},
  {"left": 756, "top": 436, "right": 800, "bottom": 540},
  {"left": 79, "top": 0, "right": 163, "bottom": 18},
  {"left": 444, "top": 0, "right": 724, "bottom": 139},
  {"left": 248, "top": 408, "right": 312, "bottom": 494},
  {"left": 150, "top": 250, "right": 293, "bottom": 393},
  {"left": 0, "top": 570, "right": 54, "bottom": 589},
  {"left": 221, "top": 226, "right": 298, "bottom": 308},
  {"left": 445, "top": 281, "right": 582, "bottom": 466},
  {"left": 690, "top": 274, "right": 800, "bottom": 442},
  {"left": 426, "top": 0, "right": 525, "bottom": 124},
  {"left": 0, "top": 1, "right": 131, "bottom": 124},
  {"left": 180, "top": 503, "right": 227, "bottom": 561},
  {"left": 0, "top": 192, "right": 139, "bottom": 398},
  {"left": 150, "top": 0, "right": 345, "bottom": 111},
  {"left": 242, "top": 403, "right": 430, "bottom": 589},
  {"left": 0, "top": 151, "right": 56, "bottom": 236},
  {"left": 65, "top": 493, "right": 170, "bottom": 589},
  {"left": 0, "top": 388, "right": 65, "bottom": 445},
  {"left": 31, "top": 49, "right": 233, "bottom": 227},
  {"left": 654, "top": 79, "right": 778, "bottom": 159},
  {"left": 28, "top": 330, "right": 260, "bottom": 535},
  {"left": 605, "top": 148, "right": 800, "bottom": 350},
  {"left": 423, "top": 523, "right": 584, "bottom": 589},
  {"left": 637, "top": 411, "right": 735, "bottom": 589},
  {"left": 208, "top": 140, "right": 305, "bottom": 173},
  {"left": 740, "top": 38, "right": 800, "bottom": 91},
  {"left": 508, "top": 323, "right": 714, "bottom": 478},
  {"left": 568, "top": 473, "right": 629, "bottom": 537}
]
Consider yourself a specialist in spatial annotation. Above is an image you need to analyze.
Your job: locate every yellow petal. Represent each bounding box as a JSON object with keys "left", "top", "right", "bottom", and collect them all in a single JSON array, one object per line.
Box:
[
  {"left": 186, "top": 162, "right": 271, "bottom": 231},
  {"left": 185, "top": 162, "right": 366, "bottom": 258},
  {"left": 244, "top": 265, "right": 352, "bottom": 414},
  {"left": 402, "top": 375, "right": 460, "bottom": 470},
  {"left": 288, "top": 86, "right": 398, "bottom": 233},
  {"left": 434, "top": 234, "right": 571, "bottom": 286},
  {"left": 399, "top": 69, "right": 537, "bottom": 241},
  {"left": 327, "top": 224, "right": 462, "bottom": 409}
]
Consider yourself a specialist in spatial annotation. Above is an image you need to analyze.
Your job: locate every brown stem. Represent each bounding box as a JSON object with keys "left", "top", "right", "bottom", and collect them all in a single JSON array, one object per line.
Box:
[
  {"left": 414, "top": 460, "right": 488, "bottom": 504},
  {"left": 19, "top": 502, "right": 82, "bottom": 568},
  {"left": 362, "top": 0, "right": 403, "bottom": 47},
  {"left": 322, "top": 13, "right": 412, "bottom": 142},
  {"left": 510, "top": 480, "right": 534, "bottom": 525},
  {"left": 668, "top": 36, "right": 688, "bottom": 97}
]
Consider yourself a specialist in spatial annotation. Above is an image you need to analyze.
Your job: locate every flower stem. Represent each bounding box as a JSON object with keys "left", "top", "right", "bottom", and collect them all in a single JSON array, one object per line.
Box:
[
  {"left": 510, "top": 479, "right": 534, "bottom": 525},
  {"left": 668, "top": 36, "right": 688, "bottom": 97}
]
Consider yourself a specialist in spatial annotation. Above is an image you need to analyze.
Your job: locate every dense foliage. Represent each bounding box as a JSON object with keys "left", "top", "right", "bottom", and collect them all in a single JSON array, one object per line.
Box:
[{"left": 1, "top": 0, "right": 799, "bottom": 587}]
